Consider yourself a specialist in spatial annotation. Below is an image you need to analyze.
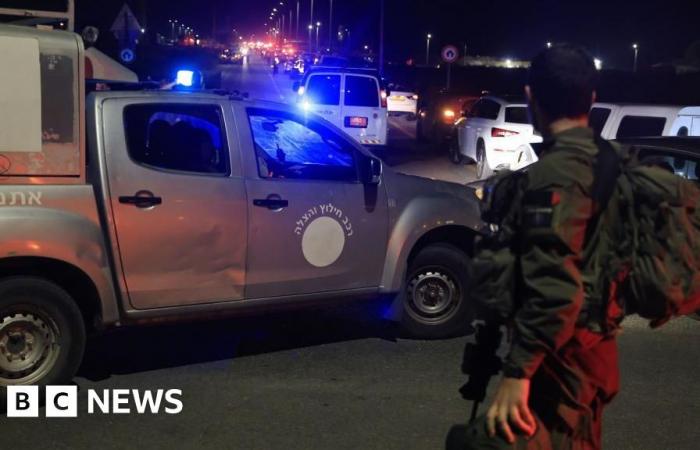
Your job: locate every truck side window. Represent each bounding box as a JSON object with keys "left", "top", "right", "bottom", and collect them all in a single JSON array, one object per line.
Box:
[
  {"left": 616, "top": 116, "right": 666, "bottom": 139},
  {"left": 247, "top": 108, "right": 357, "bottom": 182},
  {"left": 306, "top": 75, "right": 341, "bottom": 106},
  {"left": 123, "top": 104, "right": 230, "bottom": 176}
]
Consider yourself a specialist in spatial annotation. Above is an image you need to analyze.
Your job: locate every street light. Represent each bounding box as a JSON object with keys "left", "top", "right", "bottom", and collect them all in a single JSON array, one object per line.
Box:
[
  {"left": 632, "top": 43, "right": 639, "bottom": 72},
  {"left": 594, "top": 58, "right": 603, "bottom": 71},
  {"left": 546, "top": 41, "right": 552, "bottom": 48},
  {"left": 316, "top": 22, "right": 322, "bottom": 52},
  {"left": 426, "top": 33, "right": 432, "bottom": 66}
]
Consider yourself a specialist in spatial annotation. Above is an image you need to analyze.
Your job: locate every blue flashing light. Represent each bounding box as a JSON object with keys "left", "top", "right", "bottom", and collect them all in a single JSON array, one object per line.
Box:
[{"left": 176, "top": 70, "right": 194, "bottom": 87}]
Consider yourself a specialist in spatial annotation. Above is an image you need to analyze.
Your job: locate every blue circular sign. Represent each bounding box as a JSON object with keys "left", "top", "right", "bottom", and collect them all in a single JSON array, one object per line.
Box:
[{"left": 120, "top": 48, "right": 135, "bottom": 63}]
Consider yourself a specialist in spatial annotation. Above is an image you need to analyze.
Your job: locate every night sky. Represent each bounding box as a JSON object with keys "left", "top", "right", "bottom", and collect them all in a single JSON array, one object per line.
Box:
[{"left": 12, "top": 0, "right": 700, "bottom": 69}]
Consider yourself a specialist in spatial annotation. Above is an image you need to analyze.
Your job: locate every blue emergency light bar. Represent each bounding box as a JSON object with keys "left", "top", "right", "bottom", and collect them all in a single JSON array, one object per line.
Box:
[{"left": 176, "top": 70, "right": 195, "bottom": 87}]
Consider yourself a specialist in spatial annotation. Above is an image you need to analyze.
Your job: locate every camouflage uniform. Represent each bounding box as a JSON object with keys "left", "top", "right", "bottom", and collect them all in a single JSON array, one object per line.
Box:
[{"left": 465, "top": 127, "right": 620, "bottom": 450}]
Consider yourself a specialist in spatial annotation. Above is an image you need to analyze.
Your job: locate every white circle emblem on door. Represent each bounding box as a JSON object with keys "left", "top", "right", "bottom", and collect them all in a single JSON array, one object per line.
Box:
[{"left": 301, "top": 216, "right": 346, "bottom": 267}]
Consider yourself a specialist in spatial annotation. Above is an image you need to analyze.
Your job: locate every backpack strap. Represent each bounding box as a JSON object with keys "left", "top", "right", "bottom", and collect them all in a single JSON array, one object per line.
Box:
[{"left": 584, "top": 138, "right": 622, "bottom": 246}]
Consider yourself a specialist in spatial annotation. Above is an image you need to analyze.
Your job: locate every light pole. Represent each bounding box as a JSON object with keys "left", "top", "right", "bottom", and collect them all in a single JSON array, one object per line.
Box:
[
  {"left": 316, "top": 22, "right": 321, "bottom": 52},
  {"left": 425, "top": 33, "right": 432, "bottom": 66},
  {"left": 308, "top": 24, "right": 313, "bottom": 52},
  {"left": 296, "top": 1, "right": 300, "bottom": 39},
  {"left": 633, "top": 43, "right": 639, "bottom": 72},
  {"left": 310, "top": 0, "right": 315, "bottom": 32},
  {"left": 328, "top": 0, "right": 334, "bottom": 51},
  {"left": 379, "top": 0, "right": 384, "bottom": 75}
]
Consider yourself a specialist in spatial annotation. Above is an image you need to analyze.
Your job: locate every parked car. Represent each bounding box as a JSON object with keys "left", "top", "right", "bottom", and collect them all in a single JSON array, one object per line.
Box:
[
  {"left": 293, "top": 67, "right": 388, "bottom": 146},
  {"left": 0, "top": 24, "right": 485, "bottom": 388},
  {"left": 453, "top": 95, "right": 543, "bottom": 179},
  {"left": 416, "top": 88, "right": 479, "bottom": 148},
  {"left": 667, "top": 106, "right": 700, "bottom": 136},
  {"left": 387, "top": 85, "right": 418, "bottom": 119},
  {"left": 589, "top": 103, "right": 685, "bottom": 140}
]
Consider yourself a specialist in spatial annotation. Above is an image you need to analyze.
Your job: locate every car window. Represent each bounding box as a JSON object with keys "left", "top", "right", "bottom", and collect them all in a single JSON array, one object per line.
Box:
[
  {"left": 616, "top": 116, "right": 667, "bottom": 139},
  {"left": 477, "top": 100, "right": 501, "bottom": 120},
  {"left": 589, "top": 107, "right": 612, "bottom": 136},
  {"left": 306, "top": 74, "right": 341, "bottom": 106},
  {"left": 247, "top": 108, "right": 357, "bottom": 182},
  {"left": 123, "top": 104, "right": 229, "bottom": 175},
  {"left": 635, "top": 147, "right": 700, "bottom": 181},
  {"left": 344, "top": 75, "right": 379, "bottom": 107},
  {"left": 504, "top": 106, "right": 530, "bottom": 124},
  {"left": 467, "top": 100, "right": 482, "bottom": 118}
]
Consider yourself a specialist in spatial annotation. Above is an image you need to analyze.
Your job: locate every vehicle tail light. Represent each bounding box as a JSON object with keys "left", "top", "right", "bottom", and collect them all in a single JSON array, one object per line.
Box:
[
  {"left": 442, "top": 109, "right": 456, "bottom": 123},
  {"left": 491, "top": 127, "right": 519, "bottom": 137},
  {"left": 380, "top": 90, "right": 388, "bottom": 108},
  {"left": 345, "top": 116, "right": 369, "bottom": 128}
]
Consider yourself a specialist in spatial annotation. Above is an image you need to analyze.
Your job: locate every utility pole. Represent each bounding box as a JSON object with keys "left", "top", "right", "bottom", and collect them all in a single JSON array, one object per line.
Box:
[
  {"left": 296, "top": 1, "right": 300, "bottom": 39},
  {"left": 329, "top": 0, "right": 333, "bottom": 52},
  {"left": 379, "top": 0, "right": 385, "bottom": 75}
]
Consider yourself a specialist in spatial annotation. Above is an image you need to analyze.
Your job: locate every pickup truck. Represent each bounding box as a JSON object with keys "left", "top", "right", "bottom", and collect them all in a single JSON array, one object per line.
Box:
[{"left": 0, "top": 25, "right": 483, "bottom": 388}]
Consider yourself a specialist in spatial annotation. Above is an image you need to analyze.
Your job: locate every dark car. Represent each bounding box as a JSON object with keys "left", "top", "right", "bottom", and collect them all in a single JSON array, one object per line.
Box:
[{"left": 416, "top": 87, "right": 479, "bottom": 149}]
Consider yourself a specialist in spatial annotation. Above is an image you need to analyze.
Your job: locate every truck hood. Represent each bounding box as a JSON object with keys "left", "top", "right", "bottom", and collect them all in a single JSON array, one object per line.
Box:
[{"left": 382, "top": 169, "right": 483, "bottom": 233}]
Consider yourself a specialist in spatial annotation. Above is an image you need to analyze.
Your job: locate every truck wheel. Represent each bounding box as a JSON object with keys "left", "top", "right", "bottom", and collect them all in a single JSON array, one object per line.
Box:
[
  {"left": 401, "top": 244, "right": 473, "bottom": 339},
  {"left": 0, "top": 277, "right": 86, "bottom": 389}
]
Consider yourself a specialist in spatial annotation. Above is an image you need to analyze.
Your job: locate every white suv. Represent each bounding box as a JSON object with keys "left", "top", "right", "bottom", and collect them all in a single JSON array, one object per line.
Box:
[
  {"left": 453, "top": 96, "right": 542, "bottom": 179},
  {"left": 589, "top": 103, "right": 684, "bottom": 139}
]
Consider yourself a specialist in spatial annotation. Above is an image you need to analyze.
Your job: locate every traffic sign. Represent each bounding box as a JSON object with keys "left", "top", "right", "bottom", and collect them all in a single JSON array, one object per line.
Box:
[
  {"left": 441, "top": 45, "right": 459, "bottom": 64},
  {"left": 120, "top": 48, "right": 135, "bottom": 64}
]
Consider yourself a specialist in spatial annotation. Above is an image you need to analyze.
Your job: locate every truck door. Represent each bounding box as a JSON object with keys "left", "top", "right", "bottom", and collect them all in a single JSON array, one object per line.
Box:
[
  {"left": 692, "top": 117, "right": 700, "bottom": 136},
  {"left": 341, "top": 74, "right": 387, "bottom": 145},
  {"left": 101, "top": 99, "right": 247, "bottom": 309},
  {"left": 238, "top": 106, "right": 389, "bottom": 299}
]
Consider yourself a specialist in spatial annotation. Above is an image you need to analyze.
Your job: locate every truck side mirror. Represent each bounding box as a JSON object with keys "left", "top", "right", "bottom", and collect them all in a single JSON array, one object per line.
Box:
[{"left": 361, "top": 156, "right": 382, "bottom": 185}]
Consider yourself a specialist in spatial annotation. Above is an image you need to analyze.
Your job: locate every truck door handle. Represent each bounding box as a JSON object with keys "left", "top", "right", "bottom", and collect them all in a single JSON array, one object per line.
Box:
[
  {"left": 253, "top": 198, "right": 289, "bottom": 210},
  {"left": 119, "top": 191, "right": 162, "bottom": 208}
]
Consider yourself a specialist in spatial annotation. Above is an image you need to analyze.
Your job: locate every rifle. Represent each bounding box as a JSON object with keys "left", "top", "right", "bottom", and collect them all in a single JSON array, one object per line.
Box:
[
  {"left": 445, "top": 322, "right": 503, "bottom": 450},
  {"left": 458, "top": 321, "right": 503, "bottom": 423}
]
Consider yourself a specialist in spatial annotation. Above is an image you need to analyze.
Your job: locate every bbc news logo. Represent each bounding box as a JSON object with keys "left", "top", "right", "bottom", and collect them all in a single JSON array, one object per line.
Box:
[{"left": 6, "top": 386, "right": 183, "bottom": 417}]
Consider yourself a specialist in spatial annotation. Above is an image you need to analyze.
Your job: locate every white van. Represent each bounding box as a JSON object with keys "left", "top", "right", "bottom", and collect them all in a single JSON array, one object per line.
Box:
[
  {"left": 589, "top": 103, "right": 684, "bottom": 139},
  {"left": 294, "top": 68, "right": 388, "bottom": 146},
  {"left": 668, "top": 107, "right": 700, "bottom": 136}
]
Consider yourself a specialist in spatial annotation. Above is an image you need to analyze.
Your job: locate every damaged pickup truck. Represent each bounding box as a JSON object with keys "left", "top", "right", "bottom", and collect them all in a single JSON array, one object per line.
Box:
[{"left": 0, "top": 25, "right": 483, "bottom": 388}]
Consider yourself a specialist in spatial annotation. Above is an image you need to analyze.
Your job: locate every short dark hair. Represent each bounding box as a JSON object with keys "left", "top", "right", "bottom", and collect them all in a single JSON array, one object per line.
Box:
[{"left": 528, "top": 44, "right": 598, "bottom": 120}]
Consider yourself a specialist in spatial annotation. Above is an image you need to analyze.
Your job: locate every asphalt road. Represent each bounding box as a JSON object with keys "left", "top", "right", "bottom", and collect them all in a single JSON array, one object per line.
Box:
[{"left": 2, "top": 58, "right": 699, "bottom": 450}]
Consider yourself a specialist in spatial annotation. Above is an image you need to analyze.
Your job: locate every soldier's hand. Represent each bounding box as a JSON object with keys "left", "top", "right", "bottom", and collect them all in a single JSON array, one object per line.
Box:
[{"left": 486, "top": 377, "right": 536, "bottom": 443}]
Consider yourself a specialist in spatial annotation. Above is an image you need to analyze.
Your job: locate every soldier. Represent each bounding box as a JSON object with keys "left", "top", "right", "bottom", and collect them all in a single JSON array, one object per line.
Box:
[{"left": 462, "top": 44, "right": 619, "bottom": 449}]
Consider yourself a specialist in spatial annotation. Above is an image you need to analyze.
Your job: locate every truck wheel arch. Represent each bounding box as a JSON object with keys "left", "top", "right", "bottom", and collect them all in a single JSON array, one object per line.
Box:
[{"left": 0, "top": 257, "right": 102, "bottom": 332}]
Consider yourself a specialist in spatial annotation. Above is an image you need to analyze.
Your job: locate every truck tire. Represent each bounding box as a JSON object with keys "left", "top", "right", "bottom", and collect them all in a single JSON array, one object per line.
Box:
[
  {"left": 0, "top": 277, "right": 86, "bottom": 391},
  {"left": 401, "top": 244, "right": 473, "bottom": 339}
]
